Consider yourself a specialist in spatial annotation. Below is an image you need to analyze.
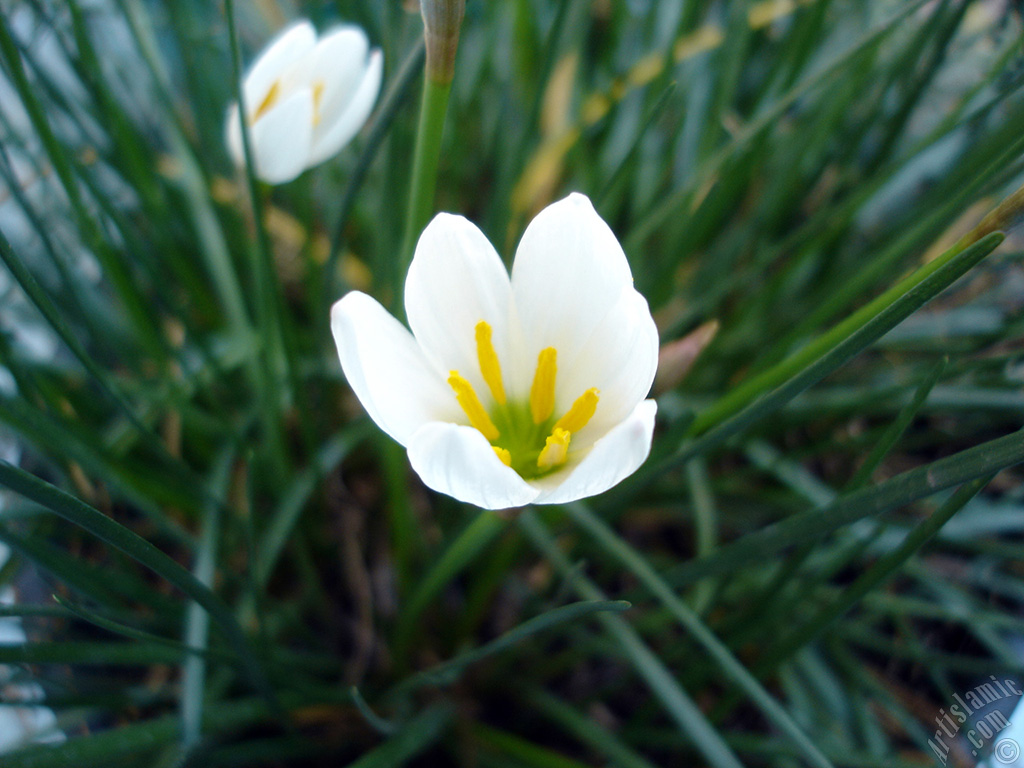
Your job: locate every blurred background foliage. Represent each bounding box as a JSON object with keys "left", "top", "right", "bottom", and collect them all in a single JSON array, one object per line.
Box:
[{"left": 0, "top": 0, "right": 1023, "bottom": 766}]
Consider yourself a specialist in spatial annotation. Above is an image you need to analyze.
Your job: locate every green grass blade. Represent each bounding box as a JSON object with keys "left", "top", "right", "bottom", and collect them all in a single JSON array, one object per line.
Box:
[
  {"left": 664, "top": 427, "right": 1024, "bottom": 587},
  {"left": 520, "top": 510, "right": 745, "bottom": 768},
  {"left": 564, "top": 502, "right": 834, "bottom": 768},
  {"left": 0, "top": 461, "right": 278, "bottom": 712},
  {"left": 392, "top": 599, "right": 630, "bottom": 696}
]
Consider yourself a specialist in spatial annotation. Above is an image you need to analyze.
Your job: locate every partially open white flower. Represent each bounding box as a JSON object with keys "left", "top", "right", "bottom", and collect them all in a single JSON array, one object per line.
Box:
[
  {"left": 225, "top": 19, "right": 383, "bottom": 184},
  {"left": 331, "top": 193, "right": 659, "bottom": 510}
]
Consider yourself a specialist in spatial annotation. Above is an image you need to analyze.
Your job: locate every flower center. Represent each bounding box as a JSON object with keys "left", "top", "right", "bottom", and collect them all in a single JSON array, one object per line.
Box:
[{"left": 447, "top": 320, "right": 600, "bottom": 479}]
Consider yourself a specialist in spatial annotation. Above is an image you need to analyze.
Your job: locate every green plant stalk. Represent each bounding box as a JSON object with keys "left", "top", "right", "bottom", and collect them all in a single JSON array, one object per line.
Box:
[
  {"left": 399, "top": 76, "right": 454, "bottom": 278},
  {"left": 324, "top": 37, "right": 425, "bottom": 320},
  {"left": 395, "top": 509, "right": 508, "bottom": 664},
  {"left": 689, "top": 230, "right": 1003, "bottom": 436},
  {"left": 223, "top": 0, "right": 293, "bottom": 478}
]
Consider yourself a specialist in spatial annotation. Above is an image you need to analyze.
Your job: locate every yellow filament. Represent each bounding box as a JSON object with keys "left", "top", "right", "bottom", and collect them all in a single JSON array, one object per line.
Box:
[
  {"left": 253, "top": 81, "right": 281, "bottom": 121},
  {"left": 475, "top": 321, "right": 506, "bottom": 405},
  {"left": 448, "top": 371, "right": 500, "bottom": 441},
  {"left": 493, "top": 446, "right": 512, "bottom": 467},
  {"left": 530, "top": 348, "right": 558, "bottom": 424},
  {"left": 554, "top": 388, "right": 600, "bottom": 433},
  {"left": 312, "top": 81, "right": 325, "bottom": 126},
  {"left": 537, "top": 428, "right": 571, "bottom": 470}
]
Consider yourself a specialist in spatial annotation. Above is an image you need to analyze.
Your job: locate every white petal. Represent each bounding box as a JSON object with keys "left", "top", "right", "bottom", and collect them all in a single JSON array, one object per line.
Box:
[
  {"left": 407, "top": 422, "right": 540, "bottom": 510},
  {"left": 511, "top": 192, "right": 636, "bottom": 359},
  {"left": 331, "top": 292, "right": 460, "bottom": 446},
  {"left": 532, "top": 399, "right": 656, "bottom": 505},
  {"left": 307, "top": 49, "right": 383, "bottom": 165},
  {"left": 246, "top": 88, "right": 314, "bottom": 183},
  {"left": 556, "top": 288, "right": 659, "bottom": 448},
  {"left": 242, "top": 20, "right": 317, "bottom": 120},
  {"left": 303, "top": 26, "right": 369, "bottom": 115},
  {"left": 404, "top": 212, "right": 515, "bottom": 403}
]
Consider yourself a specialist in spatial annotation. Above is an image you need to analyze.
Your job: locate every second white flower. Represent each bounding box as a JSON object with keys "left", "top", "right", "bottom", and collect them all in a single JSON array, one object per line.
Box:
[{"left": 225, "top": 19, "right": 383, "bottom": 184}]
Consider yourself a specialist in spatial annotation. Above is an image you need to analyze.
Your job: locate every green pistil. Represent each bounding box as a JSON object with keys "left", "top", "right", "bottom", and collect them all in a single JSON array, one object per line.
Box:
[{"left": 490, "top": 400, "right": 561, "bottom": 480}]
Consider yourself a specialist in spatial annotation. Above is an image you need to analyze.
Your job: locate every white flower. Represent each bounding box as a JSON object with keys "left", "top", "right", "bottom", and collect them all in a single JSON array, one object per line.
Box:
[
  {"left": 225, "top": 19, "right": 383, "bottom": 184},
  {"left": 331, "top": 193, "right": 659, "bottom": 510}
]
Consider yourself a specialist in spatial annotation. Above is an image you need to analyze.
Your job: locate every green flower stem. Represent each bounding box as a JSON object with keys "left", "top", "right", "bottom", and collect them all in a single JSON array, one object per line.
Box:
[
  {"left": 387, "top": 64, "right": 456, "bottom": 591},
  {"left": 395, "top": 510, "right": 509, "bottom": 666},
  {"left": 399, "top": 75, "right": 454, "bottom": 282},
  {"left": 323, "top": 38, "right": 425, "bottom": 323},
  {"left": 224, "top": 0, "right": 293, "bottom": 478}
]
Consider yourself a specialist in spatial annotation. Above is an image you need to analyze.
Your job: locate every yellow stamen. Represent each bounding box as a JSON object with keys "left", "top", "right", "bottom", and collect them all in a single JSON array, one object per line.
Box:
[
  {"left": 530, "top": 347, "right": 557, "bottom": 424},
  {"left": 493, "top": 446, "right": 512, "bottom": 467},
  {"left": 449, "top": 371, "right": 500, "bottom": 441},
  {"left": 253, "top": 81, "right": 281, "bottom": 121},
  {"left": 312, "top": 81, "right": 325, "bottom": 126},
  {"left": 475, "top": 321, "right": 506, "bottom": 405},
  {"left": 537, "top": 428, "right": 571, "bottom": 470},
  {"left": 554, "top": 388, "right": 600, "bottom": 433}
]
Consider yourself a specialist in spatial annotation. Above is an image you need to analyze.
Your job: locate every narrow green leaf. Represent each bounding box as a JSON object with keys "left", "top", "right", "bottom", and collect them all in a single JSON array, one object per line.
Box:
[
  {"left": 564, "top": 502, "right": 834, "bottom": 768},
  {"left": 3, "top": 698, "right": 271, "bottom": 768},
  {"left": 844, "top": 357, "right": 947, "bottom": 491},
  {"left": 255, "top": 425, "right": 370, "bottom": 588},
  {"left": 473, "top": 723, "right": 593, "bottom": 768},
  {"left": 54, "top": 596, "right": 233, "bottom": 665},
  {"left": 758, "top": 476, "right": 990, "bottom": 671},
  {"left": 687, "top": 232, "right": 1003, "bottom": 439},
  {"left": 0, "top": 461, "right": 278, "bottom": 712},
  {"left": 343, "top": 704, "right": 453, "bottom": 768},
  {"left": 664, "top": 427, "right": 1024, "bottom": 587},
  {"left": 392, "top": 599, "right": 630, "bottom": 696},
  {"left": 0, "top": 641, "right": 184, "bottom": 666},
  {"left": 524, "top": 688, "right": 661, "bottom": 768},
  {"left": 395, "top": 509, "right": 509, "bottom": 664},
  {"left": 520, "top": 510, "right": 745, "bottom": 768}
]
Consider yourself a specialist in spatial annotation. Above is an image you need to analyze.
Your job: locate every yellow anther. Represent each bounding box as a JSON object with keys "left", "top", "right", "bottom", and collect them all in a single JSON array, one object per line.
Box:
[
  {"left": 253, "top": 81, "right": 281, "bottom": 121},
  {"left": 530, "top": 347, "right": 558, "bottom": 424},
  {"left": 448, "top": 371, "right": 500, "bottom": 442},
  {"left": 493, "top": 446, "right": 512, "bottom": 467},
  {"left": 537, "top": 428, "right": 571, "bottom": 470},
  {"left": 312, "top": 81, "right": 325, "bottom": 126},
  {"left": 554, "top": 388, "right": 600, "bottom": 433},
  {"left": 475, "top": 321, "right": 506, "bottom": 405}
]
